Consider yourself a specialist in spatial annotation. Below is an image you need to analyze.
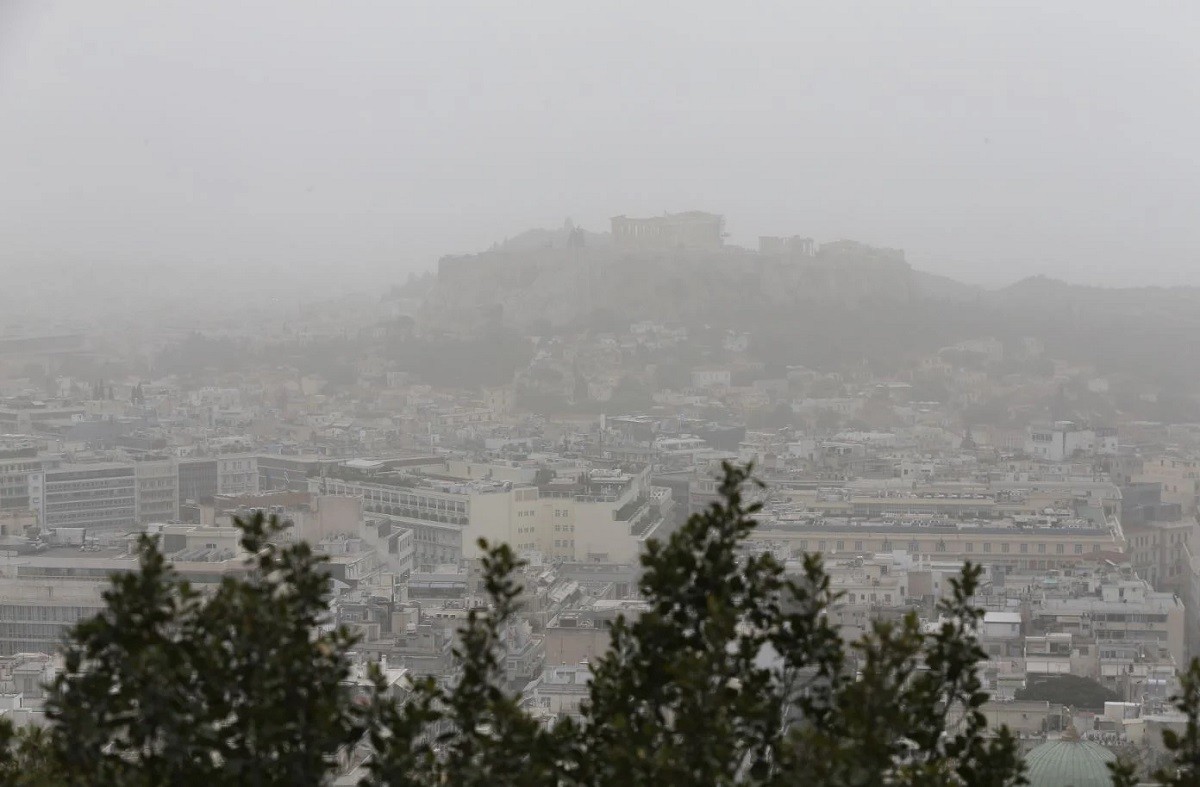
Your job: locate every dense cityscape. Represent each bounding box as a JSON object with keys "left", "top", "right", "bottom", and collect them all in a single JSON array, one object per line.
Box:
[{"left": 1, "top": 211, "right": 1199, "bottom": 783}]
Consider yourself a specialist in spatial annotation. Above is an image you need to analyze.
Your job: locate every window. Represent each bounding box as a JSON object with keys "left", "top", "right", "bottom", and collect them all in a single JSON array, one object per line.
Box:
[
  {"left": 1001, "top": 542, "right": 1010, "bottom": 554},
  {"left": 836, "top": 540, "right": 844, "bottom": 551},
  {"left": 983, "top": 542, "right": 991, "bottom": 553},
  {"left": 1020, "top": 543, "right": 1028, "bottom": 554},
  {"left": 1074, "top": 544, "right": 1083, "bottom": 554},
  {"left": 1056, "top": 544, "right": 1064, "bottom": 555},
  {"left": 855, "top": 540, "right": 863, "bottom": 551},
  {"left": 965, "top": 542, "right": 973, "bottom": 553},
  {"left": 1037, "top": 543, "right": 1046, "bottom": 554}
]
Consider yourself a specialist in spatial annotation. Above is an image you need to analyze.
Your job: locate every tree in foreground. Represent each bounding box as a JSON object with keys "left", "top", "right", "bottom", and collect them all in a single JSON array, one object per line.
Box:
[
  {"left": 6, "top": 462, "right": 1141, "bottom": 785},
  {"left": 0, "top": 512, "right": 365, "bottom": 786}
]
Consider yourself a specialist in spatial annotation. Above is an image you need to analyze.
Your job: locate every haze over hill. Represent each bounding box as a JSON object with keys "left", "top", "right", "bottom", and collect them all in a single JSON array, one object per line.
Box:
[
  {"left": 5, "top": 1, "right": 1200, "bottom": 287},
  {"left": 415, "top": 216, "right": 1200, "bottom": 394}
]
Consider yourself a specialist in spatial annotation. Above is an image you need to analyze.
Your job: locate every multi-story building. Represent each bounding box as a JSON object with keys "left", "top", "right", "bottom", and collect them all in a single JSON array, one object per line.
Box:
[
  {"left": 0, "top": 579, "right": 107, "bottom": 655},
  {"left": 134, "top": 457, "right": 179, "bottom": 524},
  {"left": 748, "top": 515, "right": 1124, "bottom": 575},
  {"left": 256, "top": 454, "right": 326, "bottom": 493},
  {"left": 311, "top": 460, "right": 666, "bottom": 567},
  {"left": 1025, "top": 422, "right": 1117, "bottom": 462},
  {"left": 1123, "top": 518, "right": 1195, "bottom": 592},
  {"left": 1137, "top": 456, "right": 1200, "bottom": 517},
  {"left": 216, "top": 455, "right": 259, "bottom": 497},
  {"left": 178, "top": 457, "right": 218, "bottom": 505},
  {"left": 1030, "top": 579, "right": 1186, "bottom": 671},
  {"left": 522, "top": 663, "right": 592, "bottom": 724},
  {"left": 30, "top": 462, "right": 137, "bottom": 533},
  {"left": 0, "top": 443, "right": 45, "bottom": 513}
]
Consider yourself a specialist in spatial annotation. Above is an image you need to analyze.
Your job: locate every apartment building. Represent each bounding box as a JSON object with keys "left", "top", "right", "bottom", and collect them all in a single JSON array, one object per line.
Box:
[
  {"left": 1123, "top": 518, "right": 1195, "bottom": 592},
  {"left": 1137, "top": 456, "right": 1200, "bottom": 517},
  {"left": 1030, "top": 580, "right": 1185, "bottom": 670}
]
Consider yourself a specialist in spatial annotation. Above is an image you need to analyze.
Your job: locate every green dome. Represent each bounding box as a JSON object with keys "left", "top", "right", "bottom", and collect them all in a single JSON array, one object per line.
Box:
[{"left": 1026, "top": 737, "right": 1115, "bottom": 787}]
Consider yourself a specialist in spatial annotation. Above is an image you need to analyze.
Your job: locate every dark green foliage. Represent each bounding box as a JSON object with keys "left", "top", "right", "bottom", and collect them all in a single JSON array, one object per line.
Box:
[
  {"left": 1153, "top": 658, "right": 1200, "bottom": 787},
  {"left": 1016, "top": 673, "right": 1120, "bottom": 711},
  {"left": 0, "top": 725, "right": 61, "bottom": 786},
  {"left": 32, "top": 512, "right": 364, "bottom": 786},
  {"left": 582, "top": 464, "right": 805, "bottom": 784},
  {"left": 1108, "top": 756, "right": 1140, "bottom": 787}
]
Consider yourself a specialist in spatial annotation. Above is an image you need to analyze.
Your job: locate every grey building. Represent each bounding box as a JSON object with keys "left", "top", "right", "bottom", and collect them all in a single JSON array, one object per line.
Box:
[
  {"left": 32, "top": 463, "right": 137, "bottom": 533},
  {"left": 178, "top": 458, "right": 218, "bottom": 505}
]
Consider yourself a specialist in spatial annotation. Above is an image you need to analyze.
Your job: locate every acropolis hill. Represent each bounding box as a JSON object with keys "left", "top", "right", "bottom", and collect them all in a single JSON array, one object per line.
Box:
[{"left": 421, "top": 212, "right": 917, "bottom": 335}]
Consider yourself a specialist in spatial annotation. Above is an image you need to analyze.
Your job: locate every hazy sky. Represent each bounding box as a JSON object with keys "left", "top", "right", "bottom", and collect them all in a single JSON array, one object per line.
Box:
[{"left": 3, "top": 1, "right": 1199, "bottom": 288}]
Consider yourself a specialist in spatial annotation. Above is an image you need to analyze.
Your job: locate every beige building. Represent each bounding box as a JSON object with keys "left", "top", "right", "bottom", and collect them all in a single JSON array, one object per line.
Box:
[
  {"left": 313, "top": 461, "right": 667, "bottom": 566},
  {"left": 1138, "top": 456, "right": 1200, "bottom": 516},
  {"left": 1123, "top": 518, "right": 1195, "bottom": 592},
  {"left": 749, "top": 518, "right": 1124, "bottom": 574}
]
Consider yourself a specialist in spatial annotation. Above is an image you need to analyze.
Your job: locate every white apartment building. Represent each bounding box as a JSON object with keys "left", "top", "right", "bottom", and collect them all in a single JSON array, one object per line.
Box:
[{"left": 1026, "top": 422, "right": 1118, "bottom": 462}]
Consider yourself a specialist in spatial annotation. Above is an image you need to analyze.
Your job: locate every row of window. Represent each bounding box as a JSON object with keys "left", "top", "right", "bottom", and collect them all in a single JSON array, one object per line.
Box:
[
  {"left": 0, "top": 605, "right": 99, "bottom": 621},
  {"left": 795, "top": 538, "right": 1098, "bottom": 555},
  {"left": 845, "top": 592, "right": 893, "bottom": 604}
]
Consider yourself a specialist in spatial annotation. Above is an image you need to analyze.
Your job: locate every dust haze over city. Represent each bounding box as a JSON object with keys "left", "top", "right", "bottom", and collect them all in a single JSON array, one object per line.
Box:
[{"left": 4, "top": 2, "right": 1200, "bottom": 784}]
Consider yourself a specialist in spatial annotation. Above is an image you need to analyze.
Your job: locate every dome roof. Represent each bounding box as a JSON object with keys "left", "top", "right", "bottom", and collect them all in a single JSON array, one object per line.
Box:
[{"left": 1026, "top": 736, "right": 1116, "bottom": 787}]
